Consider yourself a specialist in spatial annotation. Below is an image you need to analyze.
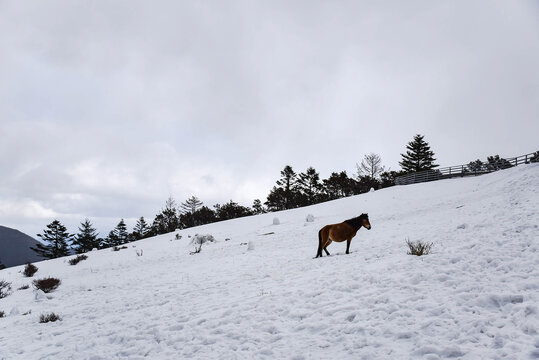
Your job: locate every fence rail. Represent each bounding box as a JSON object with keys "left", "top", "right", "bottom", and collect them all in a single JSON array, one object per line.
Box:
[{"left": 395, "top": 152, "right": 538, "bottom": 186}]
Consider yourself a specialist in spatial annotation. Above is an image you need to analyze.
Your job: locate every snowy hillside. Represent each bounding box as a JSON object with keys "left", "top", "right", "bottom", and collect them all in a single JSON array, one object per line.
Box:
[{"left": 1, "top": 165, "right": 538, "bottom": 359}]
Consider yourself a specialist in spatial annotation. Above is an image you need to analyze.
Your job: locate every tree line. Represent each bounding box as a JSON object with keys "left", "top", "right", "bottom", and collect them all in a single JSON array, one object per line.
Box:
[
  {"left": 29, "top": 133, "right": 439, "bottom": 258},
  {"left": 33, "top": 134, "right": 534, "bottom": 259}
]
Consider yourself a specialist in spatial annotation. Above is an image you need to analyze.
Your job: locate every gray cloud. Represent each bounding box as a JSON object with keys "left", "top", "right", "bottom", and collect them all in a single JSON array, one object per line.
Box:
[{"left": 1, "top": 0, "right": 538, "bottom": 237}]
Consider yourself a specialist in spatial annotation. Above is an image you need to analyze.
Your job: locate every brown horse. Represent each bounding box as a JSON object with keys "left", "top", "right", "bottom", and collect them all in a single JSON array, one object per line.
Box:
[{"left": 316, "top": 214, "right": 371, "bottom": 258}]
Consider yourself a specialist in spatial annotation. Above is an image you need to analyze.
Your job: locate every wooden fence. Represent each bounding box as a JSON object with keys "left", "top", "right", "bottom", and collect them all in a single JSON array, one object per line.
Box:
[{"left": 395, "top": 152, "right": 538, "bottom": 186}]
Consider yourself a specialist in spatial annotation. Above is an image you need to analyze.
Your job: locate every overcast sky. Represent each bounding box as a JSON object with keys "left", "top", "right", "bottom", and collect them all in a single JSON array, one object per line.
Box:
[{"left": 1, "top": 0, "right": 538, "bottom": 238}]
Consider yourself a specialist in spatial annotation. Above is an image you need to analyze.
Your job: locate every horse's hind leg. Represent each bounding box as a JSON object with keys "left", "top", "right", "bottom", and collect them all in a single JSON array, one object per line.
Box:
[
  {"left": 324, "top": 240, "right": 331, "bottom": 255},
  {"left": 346, "top": 239, "right": 351, "bottom": 254}
]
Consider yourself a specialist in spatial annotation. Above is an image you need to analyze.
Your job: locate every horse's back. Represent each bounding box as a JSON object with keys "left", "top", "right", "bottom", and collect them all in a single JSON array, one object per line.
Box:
[{"left": 321, "top": 222, "right": 356, "bottom": 242}]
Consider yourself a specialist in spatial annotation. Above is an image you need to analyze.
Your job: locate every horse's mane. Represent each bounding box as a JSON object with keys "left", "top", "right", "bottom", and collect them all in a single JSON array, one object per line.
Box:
[{"left": 344, "top": 213, "right": 369, "bottom": 230}]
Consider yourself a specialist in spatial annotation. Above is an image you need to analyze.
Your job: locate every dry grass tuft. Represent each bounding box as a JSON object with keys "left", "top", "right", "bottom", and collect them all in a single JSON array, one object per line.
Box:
[{"left": 406, "top": 239, "right": 433, "bottom": 256}]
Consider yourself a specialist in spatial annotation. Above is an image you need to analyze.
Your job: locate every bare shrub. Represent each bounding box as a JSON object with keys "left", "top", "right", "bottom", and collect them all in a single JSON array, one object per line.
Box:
[
  {"left": 406, "top": 239, "right": 433, "bottom": 256},
  {"left": 113, "top": 246, "right": 128, "bottom": 252},
  {"left": 0, "top": 311, "right": 5, "bottom": 318},
  {"left": 69, "top": 254, "right": 88, "bottom": 265},
  {"left": 39, "top": 313, "right": 61, "bottom": 323},
  {"left": 33, "top": 277, "right": 61, "bottom": 293},
  {"left": 0, "top": 280, "right": 12, "bottom": 298},
  {"left": 190, "top": 234, "right": 215, "bottom": 245},
  {"left": 24, "top": 262, "right": 38, "bottom": 277},
  {"left": 18, "top": 284, "right": 30, "bottom": 290}
]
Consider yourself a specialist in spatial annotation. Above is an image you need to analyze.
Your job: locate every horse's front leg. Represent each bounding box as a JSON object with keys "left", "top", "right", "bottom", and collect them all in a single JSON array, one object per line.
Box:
[{"left": 346, "top": 239, "right": 351, "bottom": 254}]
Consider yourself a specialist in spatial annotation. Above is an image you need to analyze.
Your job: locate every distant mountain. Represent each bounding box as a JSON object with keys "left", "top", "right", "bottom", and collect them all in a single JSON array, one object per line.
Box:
[{"left": 0, "top": 225, "right": 44, "bottom": 268}]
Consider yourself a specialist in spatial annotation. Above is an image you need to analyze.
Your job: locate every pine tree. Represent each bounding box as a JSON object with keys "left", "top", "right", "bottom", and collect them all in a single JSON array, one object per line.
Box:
[
  {"left": 180, "top": 196, "right": 203, "bottom": 214},
  {"left": 265, "top": 187, "right": 288, "bottom": 211},
  {"left": 214, "top": 201, "right": 253, "bottom": 221},
  {"left": 276, "top": 165, "right": 299, "bottom": 209},
  {"left": 104, "top": 219, "right": 129, "bottom": 247},
  {"left": 252, "top": 199, "right": 266, "bottom": 214},
  {"left": 151, "top": 196, "right": 180, "bottom": 235},
  {"left": 399, "top": 134, "right": 438, "bottom": 172},
  {"left": 486, "top": 155, "right": 513, "bottom": 171},
  {"left": 297, "top": 167, "right": 322, "bottom": 205},
  {"left": 179, "top": 206, "right": 217, "bottom": 228},
  {"left": 379, "top": 170, "right": 405, "bottom": 188},
  {"left": 356, "top": 153, "right": 385, "bottom": 181},
  {"left": 323, "top": 171, "right": 355, "bottom": 200},
  {"left": 132, "top": 217, "right": 150, "bottom": 240},
  {"left": 467, "top": 159, "right": 484, "bottom": 173},
  {"left": 72, "top": 219, "right": 101, "bottom": 253},
  {"left": 31, "top": 220, "right": 72, "bottom": 259}
]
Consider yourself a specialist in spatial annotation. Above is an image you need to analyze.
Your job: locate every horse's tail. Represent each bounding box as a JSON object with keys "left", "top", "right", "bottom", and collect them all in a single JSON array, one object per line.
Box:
[{"left": 316, "top": 228, "right": 323, "bottom": 258}]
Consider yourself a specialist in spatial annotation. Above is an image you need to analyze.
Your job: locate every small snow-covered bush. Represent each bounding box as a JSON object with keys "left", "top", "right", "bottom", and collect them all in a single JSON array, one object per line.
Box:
[
  {"left": 33, "top": 277, "right": 61, "bottom": 293},
  {"left": 189, "top": 244, "right": 202, "bottom": 255},
  {"left": 24, "top": 262, "right": 38, "bottom": 277},
  {"left": 190, "top": 234, "right": 215, "bottom": 245},
  {"left": 69, "top": 254, "right": 88, "bottom": 265},
  {"left": 39, "top": 313, "right": 61, "bottom": 323},
  {"left": 306, "top": 214, "right": 314, "bottom": 222},
  {"left": 0, "top": 310, "right": 5, "bottom": 318},
  {"left": 0, "top": 280, "right": 11, "bottom": 298},
  {"left": 18, "top": 285, "right": 30, "bottom": 290},
  {"left": 406, "top": 239, "right": 433, "bottom": 256}
]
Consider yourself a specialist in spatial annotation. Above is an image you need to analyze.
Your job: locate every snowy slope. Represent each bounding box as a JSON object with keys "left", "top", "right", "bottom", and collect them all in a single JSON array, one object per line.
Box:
[{"left": 0, "top": 164, "right": 538, "bottom": 360}]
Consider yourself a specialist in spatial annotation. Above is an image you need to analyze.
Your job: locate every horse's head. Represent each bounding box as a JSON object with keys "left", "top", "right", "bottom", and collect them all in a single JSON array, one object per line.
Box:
[{"left": 361, "top": 213, "right": 371, "bottom": 230}]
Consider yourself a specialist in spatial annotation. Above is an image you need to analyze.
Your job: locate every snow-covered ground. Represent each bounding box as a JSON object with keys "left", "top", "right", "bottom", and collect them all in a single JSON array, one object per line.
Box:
[{"left": 1, "top": 164, "right": 538, "bottom": 360}]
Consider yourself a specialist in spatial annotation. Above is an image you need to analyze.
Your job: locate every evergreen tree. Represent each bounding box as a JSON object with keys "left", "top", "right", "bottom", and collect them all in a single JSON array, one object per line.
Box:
[
  {"left": 323, "top": 171, "right": 355, "bottom": 200},
  {"left": 265, "top": 187, "right": 288, "bottom": 211},
  {"left": 297, "top": 167, "right": 322, "bottom": 205},
  {"left": 151, "top": 196, "right": 180, "bottom": 235},
  {"left": 0, "top": 258, "right": 5, "bottom": 270},
  {"left": 252, "top": 199, "right": 266, "bottom": 215},
  {"left": 31, "top": 220, "right": 72, "bottom": 259},
  {"left": 179, "top": 206, "right": 217, "bottom": 228},
  {"left": 379, "top": 170, "right": 405, "bottom": 188},
  {"left": 356, "top": 153, "right": 385, "bottom": 181},
  {"left": 276, "top": 165, "right": 299, "bottom": 209},
  {"left": 104, "top": 219, "right": 129, "bottom": 247},
  {"left": 355, "top": 175, "right": 380, "bottom": 194},
  {"left": 180, "top": 196, "right": 203, "bottom": 214},
  {"left": 193, "top": 206, "right": 217, "bottom": 225},
  {"left": 72, "top": 219, "right": 101, "bottom": 253},
  {"left": 132, "top": 217, "right": 150, "bottom": 240},
  {"left": 214, "top": 201, "right": 253, "bottom": 221},
  {"left": 399, "top": 134, "right": 438, "bottom": 173},
  {"left": 467, "top": 159, "right": 484, "bottom": 173},
  {"left": 486, "top": 155, "right": 513, "bottom": 171}
]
